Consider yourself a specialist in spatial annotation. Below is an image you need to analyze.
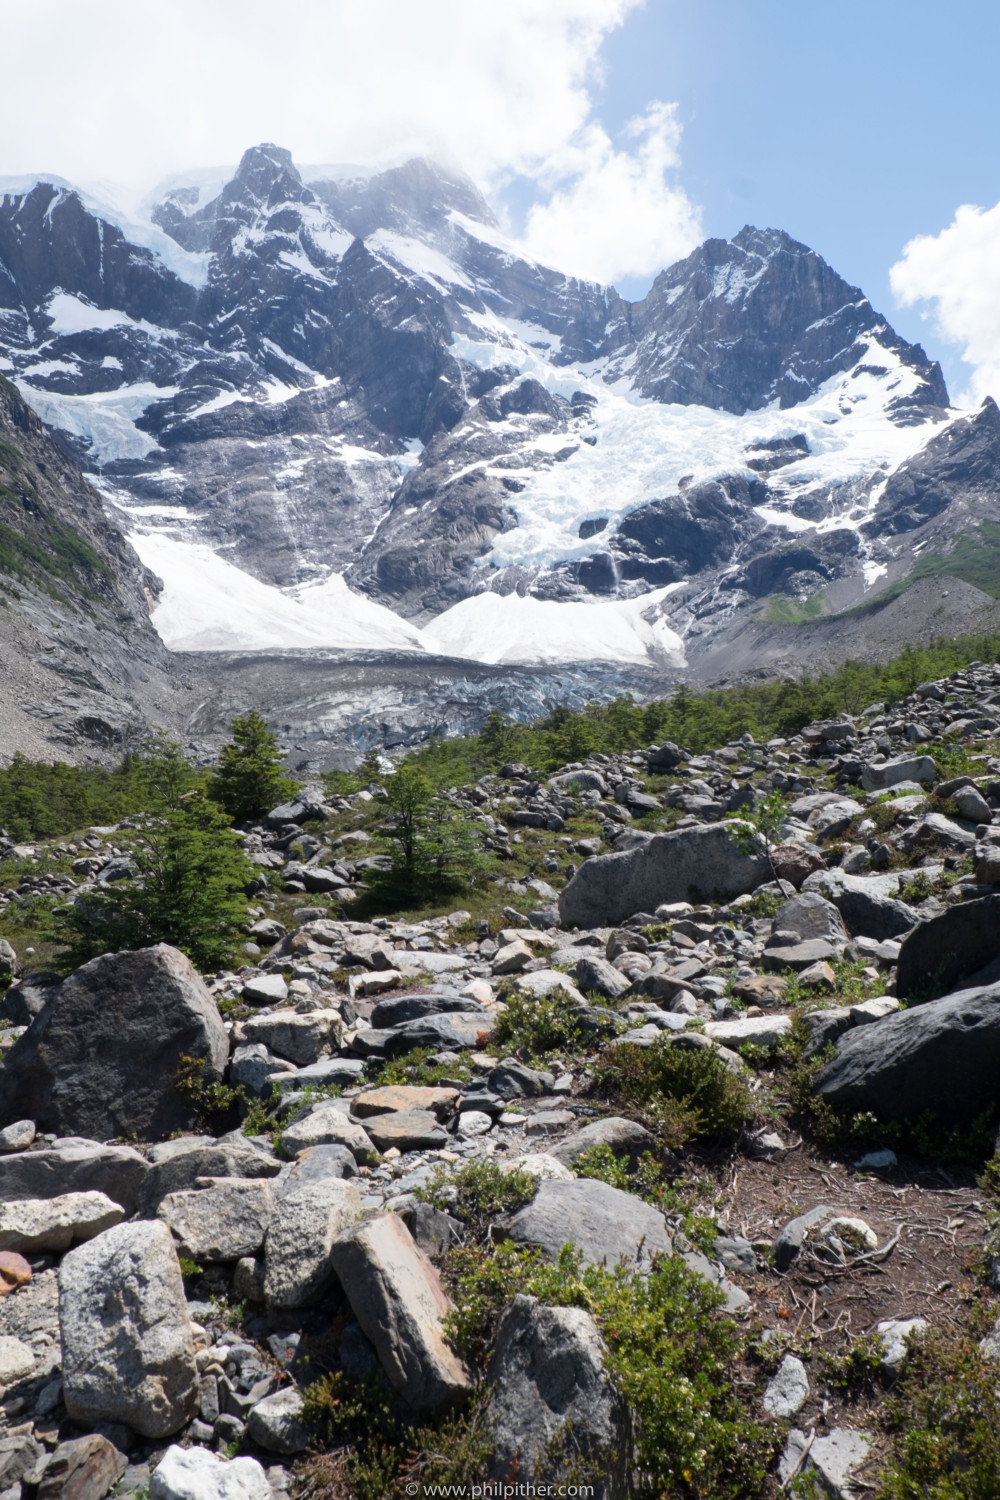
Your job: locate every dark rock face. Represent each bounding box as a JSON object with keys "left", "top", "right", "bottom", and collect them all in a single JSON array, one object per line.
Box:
[
  {"left": 0, "top": 375, "right": 177, "bottom": 759},
  {"left": 865, "top": 397, "right": 1000, "bottom": 538},
  {"left": 608, "top": 226, "right": 948, "bottom": 418},
  {"left": 0, "top": 945, "right": 229, "bottom": 1140},
  {"left": 895, "top": 896, "right": 1000, "bottom": 1002},
  {"left": 813, "top": 982, "right": 1000, "bottom": 1126}
]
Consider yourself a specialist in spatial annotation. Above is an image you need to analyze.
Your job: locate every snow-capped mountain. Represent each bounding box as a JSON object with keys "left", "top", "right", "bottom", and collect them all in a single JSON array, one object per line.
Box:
[{"left": 2, "top": 142, "right": 992, "bottom": 679}]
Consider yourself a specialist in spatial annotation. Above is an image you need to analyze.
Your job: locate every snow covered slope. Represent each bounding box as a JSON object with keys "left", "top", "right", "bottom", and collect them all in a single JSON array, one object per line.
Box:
[{"left": 2, "top": 143, "right": 983, "bottom": 673}]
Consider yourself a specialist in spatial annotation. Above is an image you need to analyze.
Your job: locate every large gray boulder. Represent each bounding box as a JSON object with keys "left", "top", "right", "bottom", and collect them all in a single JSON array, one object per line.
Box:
[
  {"left": 506, "top": 1178, "right": 672, "bottom": 1269},
  {"left": 0, "top": 946, "right": 228, "bottom": 1140},
  {"left": 328, "top": 1213, "right": 472, "bottom": 1411},
  {"left": 770, "top": 892, "right": 848, "bottom": 945},
  {"left": 814, "top": 981, "right": 1000, "bottom": 1126},
  {"left": 896, "top": 896, "right": 1000, "bottom": 1002},
  {"left": 137, "top": 1142, "right": 282, "bottom": 1219},
  {"left": 157, "top": 1178, "right": 276, "bottom": 1263},
  {"left": 60, "top": 1220, "right": 199, "bottom": 1438},
  {"left": 861, "top": 754, "right": 937, "bottom": 791},
  {"left": 801, "top": 868, "right": 921, "bottom": 940},
  {"left": 0, "top": 1141, "right": 148, "bottom": 1213},
  {"left": 488, "top": 1295, "right": 626, "bottom": 1498},
  {"left": 559, "top": 824, "right": 766, "bottom": 928},
  {"left": 264, "top": 1180, "right": 362, "bottom": 1308}
]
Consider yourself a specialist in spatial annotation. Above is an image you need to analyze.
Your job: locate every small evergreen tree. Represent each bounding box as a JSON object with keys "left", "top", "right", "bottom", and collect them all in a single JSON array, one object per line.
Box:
[
  {"left": 374, "top": 763, "right": 486, "bottom": 903},
  {"left": 209, "top": 710, "right": 298, "bottom": 823},
  {"left": 54, "top": 736, "right": 253, "bottom": 971}
]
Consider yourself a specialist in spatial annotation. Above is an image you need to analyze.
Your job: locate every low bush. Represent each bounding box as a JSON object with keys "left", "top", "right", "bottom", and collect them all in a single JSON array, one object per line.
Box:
[
  {"left": 880, "top": 1324, "right": 1000, "bottom": 1499},
  {"left": 443, "top": 1240, "right": 777, "bottom": 1499},
  {"left": 591, "top": 1037, "right": 756, "bottom": 1145},
  {"left": 492, "top": 985, "right": 606, "bottom": 1058},
  {"left": 418, "top": 1157, "right": 538, "bottom": 1238}
]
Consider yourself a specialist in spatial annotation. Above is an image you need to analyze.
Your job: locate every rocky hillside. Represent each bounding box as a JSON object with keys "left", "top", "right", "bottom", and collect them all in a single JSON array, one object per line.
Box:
[
  {"left": 0, "top": 376, "right": 185, "bottom": 761},
  {"left": 6, "top": 145, "right": 997, "bottom": 680},
  {"left": 3, "top": 660, "right": 1000, "bottom": 1494}
]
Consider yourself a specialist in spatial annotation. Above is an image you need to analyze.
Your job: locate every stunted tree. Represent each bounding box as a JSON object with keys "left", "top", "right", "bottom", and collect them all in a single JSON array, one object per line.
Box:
[
  {"left": 55, "top": 735, "right": 253, "bottom": 972},
  {"left": 209, "top": 710, "right": 298, "bottom": 824}
]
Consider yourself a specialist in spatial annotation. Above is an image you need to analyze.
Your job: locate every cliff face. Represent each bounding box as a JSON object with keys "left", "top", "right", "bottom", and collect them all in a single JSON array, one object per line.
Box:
[{"left": 0, "top": 375, "right": 183, "bottom": 761}]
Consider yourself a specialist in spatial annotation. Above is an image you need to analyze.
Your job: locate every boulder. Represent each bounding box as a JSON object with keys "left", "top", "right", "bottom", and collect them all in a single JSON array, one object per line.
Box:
[
  {"left": 60, "top": 1220, "right": 198, "bottom": 1438},
  {"left": 802, "top": 868, "right": 921, "bottom": 940},
  {"left": 352, "top": 1085, "right": 459, "bottom": 1120},
  {"left": 370, "top": 992, "right": 482, "bottom": 1027},
  {"left": 506, "top": 1178, "right": 672, "bottom": 1269},
  {"left": 559, "top": 824, "right": 766, "bottom": 928},
  {"left": 0, "top": 1191, "right": 123, "bottom": 1253},
  {"left": 328, "top": 1213, "right": 471, "bottom": 1410},
  {"left": 242, "top": 1008, "right": 343, "bottom": 1066},
  {"left": 279, "top": 1105, "right": 377, "bottom": 1163},
  {"left": 548, "top": 1117, "right": 656, "bottom": 1169},
  {"left": 0, "top": 1141, "right": 148, "bottom": 1213},
  {"left": 896, "top": 896, "right": 1000, "bottom": 1002},
  {"left": 575, "top": 955, "right": 632, "bottom": 999},
  {"left": 149, "top": 1444, "right": 271, "bottom": 1500},
  {"left": 814, "top": 981, "right": 1000, "bottom": 1126},
  {"left": 156, "top": 1178, "right": 276, "bottom": 1262},
  {"left": 487, "top": 1060, "right": 555, "bottom": 1100},
  {"left": 137, "top": 1143, "right": 281, "bottom": 1219},
  {"left": 771, "top": 892, "right": 848, "bottom": 945},
  {"left": 263, "top": 1180, "right": 362, "bottom": 1308},
  {"left": 861, "top": 754, "right": 937, "bottom": 791},
  {"left": 274, "top": 1143, "right": 359, "bottom": 1197},
  {"left": 488, "top": 1295, "right": 626, "bottom": 1498},
  {"left": 363, "top": 1110, "right": 449, "bottom": 1151},
  {"left": 29, "top": 1434, "right": 127, "bottom": 1500},
  {"left": 245, "top": 1386, "right": 310, "bottom": 1454},
  {"left": 382, "top": 1012, "right": 494, "bottom": 1058},
  {"left": 0, "top": 946, "right": 228, "bottom": 1140}
]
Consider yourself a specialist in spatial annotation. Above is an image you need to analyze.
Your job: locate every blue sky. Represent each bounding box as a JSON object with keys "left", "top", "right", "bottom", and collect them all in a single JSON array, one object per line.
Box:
[{"left": 589, "top": 0, "right": 1000, "bottom": 398}]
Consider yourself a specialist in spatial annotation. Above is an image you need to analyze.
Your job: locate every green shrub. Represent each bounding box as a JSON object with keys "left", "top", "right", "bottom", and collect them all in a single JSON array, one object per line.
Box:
[
  {"left": 492, "top": 985, "right": 607, "bottom": 1058},
  {"left": 443, "top": 1241, "right": 777, "bottom": 1499},
  {"left": 419, "top": 1156, "right": 538, "bottom": 1237},
  {"left": 301, "top": 1370, "right": 493, "bottom": 1500},
  {"left": 591, "top": 1037, "right": 755, "bottom": 1144},
  {"left": 880, "top": 1325, "right": 1000, "bottom": 1499}
]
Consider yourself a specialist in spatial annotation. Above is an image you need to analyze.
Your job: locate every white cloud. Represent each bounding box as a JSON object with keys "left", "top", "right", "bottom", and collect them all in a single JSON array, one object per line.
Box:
[
  {"left": 0, "top": 0, "right": 698, "bottom": 286},
  {"left": 521, "top": 101, "right": 702, "bottom": 283},
  {"left": 891, "top": 202, "right": 1000, "bottom": 407}
]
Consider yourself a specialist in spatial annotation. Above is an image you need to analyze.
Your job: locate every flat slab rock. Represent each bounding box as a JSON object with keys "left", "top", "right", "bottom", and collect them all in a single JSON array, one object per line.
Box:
[
  {"left": 363, "top": 1110, "right": 449, "bottom": 1151},
  {"left": 506, "top": 1178, "right": 672, "bottom": 1270},
  {"left": 0, "top": 1191, "right": 123, "bottom": 1253},
  {"left": 352, "top": 1085, "right": 459, "bottom": 1119},
  {"left": 329, "top": 1212, "right": 471, "bottom": 1411}
]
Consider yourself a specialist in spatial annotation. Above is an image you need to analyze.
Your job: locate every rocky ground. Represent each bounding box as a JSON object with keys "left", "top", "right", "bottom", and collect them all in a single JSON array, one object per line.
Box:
[{"left": 4, "top": 661, "right": 1000, "bottom": 1496}]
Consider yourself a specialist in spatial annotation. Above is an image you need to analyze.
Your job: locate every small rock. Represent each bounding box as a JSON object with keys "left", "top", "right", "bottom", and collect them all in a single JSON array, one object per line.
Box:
[
  {"left": 241, "top": 974, "right": 288, "bottom": 1006},
  {"left": 763, "top": 1354, "right": 809, "bottom": 1419},
  {"left": 245, "top": 1387, "right": 310, "bottom": 1454},
  {"left": 876, "top": 1317, "right": 927, "bottom": 1372},
  {"left": 779, "top": 1426, "right": 872, "bottom": 1497},
  {"left": 0, "top": 1251, "right": 31, "bottom": 1294},
  {"left": 0, "top": 1121, "right": 34, "bottom": 1154},
  {"left": 855, "top": 1148, "right": 898, "bottom": 1170},
  {"left": 0, "top": 1336, "right": 34, "bottom": 1385},
  {"left": 364, "top": 1110, "right": 449, "bottom": 1152},
  {"left": 149, "top": 1444, "right": 271, "bottom": 1500}
]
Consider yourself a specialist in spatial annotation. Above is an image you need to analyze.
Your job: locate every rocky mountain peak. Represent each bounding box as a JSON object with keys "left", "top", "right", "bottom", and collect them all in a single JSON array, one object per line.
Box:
[{"left": 617, "top": 222, "right": 948, "bottom": 418}]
